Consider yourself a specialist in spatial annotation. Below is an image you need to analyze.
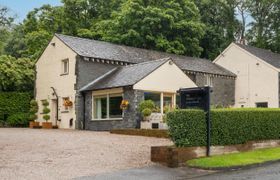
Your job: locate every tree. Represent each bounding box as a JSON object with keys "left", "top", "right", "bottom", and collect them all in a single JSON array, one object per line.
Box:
[
  {"left": 93, "top": 0, "right": 205, "bottom": 57},
  {"left": 0, "top": 6, "right": 14, "bottom": 55},
  {"left": 194, "top": 0, "right": 240, "bottom": 60},
  {"left": 246, "top": 0, "right": 276, "bottom": 48},
  {"left": 0, "top": 55, "right": 35, "bottom": 92}
]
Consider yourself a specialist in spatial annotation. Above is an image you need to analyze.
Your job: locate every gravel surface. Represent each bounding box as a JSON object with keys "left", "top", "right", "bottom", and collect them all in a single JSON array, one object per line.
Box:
[{"left": 0, "top": 128, "right": 172, "bottom": 180}]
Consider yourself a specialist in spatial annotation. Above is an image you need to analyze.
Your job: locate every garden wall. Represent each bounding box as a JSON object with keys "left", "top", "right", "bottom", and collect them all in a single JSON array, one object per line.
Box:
[{"left": 151, "top": 140, "right": 280, "bottom": 167}]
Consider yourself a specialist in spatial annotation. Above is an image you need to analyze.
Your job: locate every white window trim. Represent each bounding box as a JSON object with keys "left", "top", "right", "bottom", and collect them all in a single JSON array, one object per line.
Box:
[
  {"left": 206, "top": 75, "right": 213, "bottom": 87},
  {"left": 61, "top": 59, "right": 69, "bottom": 75},
  {"left": 92, "top": 93, "right": 124, "bottom": 121}
]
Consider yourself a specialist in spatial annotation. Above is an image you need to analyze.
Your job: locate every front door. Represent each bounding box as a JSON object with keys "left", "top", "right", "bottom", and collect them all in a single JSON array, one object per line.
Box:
[{"left": 51, "top": 99, "right": 58, "bottom": 125}]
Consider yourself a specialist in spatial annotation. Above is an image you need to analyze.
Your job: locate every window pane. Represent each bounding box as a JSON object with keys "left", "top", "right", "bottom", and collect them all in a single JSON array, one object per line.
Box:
[
  {"left": 109, "top": 95, "right": 123, "bottom": 118},
  {"left": 93, "top": 96, "right": 107, "bottom": 119},
  {"left": 144, "top": 92, "right": 160, "bottom": 108},
  {"left": 163, "top": 96, "right": 172, "bottom": 108}
]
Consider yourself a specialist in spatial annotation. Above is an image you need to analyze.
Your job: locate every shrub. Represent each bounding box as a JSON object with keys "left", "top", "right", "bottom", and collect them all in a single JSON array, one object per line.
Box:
[
  {"left": 142, "top": 108, "right": 152, "bottom": 117},
  {"left": 7, "top": 113, "right": 29, "bottom": 127},
  {"left": 167, "top": 109, "right": 206, "bottom": 147},
  {"left": 167, "top": 108, "right": 280, "bottom": 147},
  {"left": 138, "top": 100, "right": 155, "bottom": 113},
  {"left": 42, "top": 100, "right": 50, "bottom": 122},
  {"left": 43, "top": 115, "right": 50, "bottom": 121},
  {"left": 0, "top": 92, "right": 32, "bottom": 122},
  {"left": 29, "top": 99, "right": 38, "bottom": 121}
]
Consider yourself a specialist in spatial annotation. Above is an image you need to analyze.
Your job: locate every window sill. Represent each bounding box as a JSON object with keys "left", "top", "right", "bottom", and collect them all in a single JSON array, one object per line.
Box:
[
  {"left": 60, "top": 73, "right": 69, "bottom": 76},
  {"left": 91, "top": 118, "right": 123, "bottom": 121}
]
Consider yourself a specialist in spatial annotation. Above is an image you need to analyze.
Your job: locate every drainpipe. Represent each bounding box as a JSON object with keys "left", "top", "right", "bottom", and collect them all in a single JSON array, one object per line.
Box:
[
  {"left": 82, "top": 92, "right": 86, "bottom": 130},
  {"left": 51, "top": 87, "right": 59, "bottom": 126}
]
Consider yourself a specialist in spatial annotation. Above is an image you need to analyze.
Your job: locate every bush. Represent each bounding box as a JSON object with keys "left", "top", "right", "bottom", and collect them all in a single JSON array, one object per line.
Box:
[
  {"left": 142, "top": 108, "right": 152, "bottom": 117},
  {"left": 0, "top": 92, "right": 32, "bottom": 123},
  {"left": 138, "top": 100, "right": 155, "bottom": 113},
  {"left": 167, "top": 109, "right": 206, "bottom": 147},
  {"left": 167, "top": 108, "right": 280, "bottom": 147},
  {"left": 7, "top": 113, "right": 29, "bottom": 127},
  {"left": 43, "top": 115, "right": 50, "bottom": 121}
]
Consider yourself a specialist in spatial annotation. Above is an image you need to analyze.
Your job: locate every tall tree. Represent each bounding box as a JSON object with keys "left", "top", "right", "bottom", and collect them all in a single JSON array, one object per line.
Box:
[
  {"left": 0, "top": 55, "right": 34, "bottom": 92},
  {"left": 246, "top": 0, "right": 276, "bottom": 48},
  {"left": 194, "top": 0, "right": 240, "bottom": 60},
  {"left": 93, "top": 0, "right": 205, "bottom": 57}
]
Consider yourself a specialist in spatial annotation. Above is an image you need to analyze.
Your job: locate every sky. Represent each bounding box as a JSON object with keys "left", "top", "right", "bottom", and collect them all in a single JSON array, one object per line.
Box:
[{"left": 0, "top": 0, "right": 62, "bottom": 23}]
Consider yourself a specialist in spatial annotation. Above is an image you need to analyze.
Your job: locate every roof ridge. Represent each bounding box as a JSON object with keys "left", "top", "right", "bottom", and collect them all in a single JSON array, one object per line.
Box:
[{"left": 235, "top": 42, "right": 279, "bottom": 56}]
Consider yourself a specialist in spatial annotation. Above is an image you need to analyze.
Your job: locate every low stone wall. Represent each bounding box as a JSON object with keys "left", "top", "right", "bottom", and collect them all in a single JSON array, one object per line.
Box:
[{"left": 151, "top": 140, "right": 280, "bottom": 168}]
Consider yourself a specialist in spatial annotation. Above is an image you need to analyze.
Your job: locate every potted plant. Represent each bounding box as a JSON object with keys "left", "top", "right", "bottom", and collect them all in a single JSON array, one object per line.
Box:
[
  {"left": 120, "top": 100, "right": 129, "bottom": 110},
  {"left": 138, "top": 100, "right": 155, "bottom": 129},
  {"left": 41, "top": 100, "right": 52, "bottom": 129},
  {"left": 29, "top": 100, "right": 40, "bottom": 128}
]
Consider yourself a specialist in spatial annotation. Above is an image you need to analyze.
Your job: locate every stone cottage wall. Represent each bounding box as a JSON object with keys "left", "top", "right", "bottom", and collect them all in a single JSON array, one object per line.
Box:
[
  {"left": 75, "top": 57, "right": 119, "bottom": 129},
  {"left": 187, "top": 74, "right": 235, "bottom": 107},
  {"left": 81, "top": 87, "right": 144, "bottom": 131}
]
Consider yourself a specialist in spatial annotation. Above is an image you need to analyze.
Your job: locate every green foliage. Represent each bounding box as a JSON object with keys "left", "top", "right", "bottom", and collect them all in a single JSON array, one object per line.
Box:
[
  {"left": 138, "top": 100, "right": 155, "bottom": 113},
  {"left": 29, "top": 99, "right": 38, "bottom": 121},
  {"left": 95, "top": 0, "right": 205, "bottom": 57},
  {"left": 7, "top": 113, "right": 29, "bottom": 127},
  {"left": 43, "top": 114, "right": 50, "bottom": 121},
  {"left": 142, "top": 108, "right": 152, "bottom": 117},
  {"left": 166, "top": 109, "right": 206, "bottom": 147},
  {"left": 42, "top": 100, "right": 50, "bottom": 122},
  {"left": 0, "top": 55, "right": 35, "bottom": 91},
  {"left": 42, "top": 100, "right": 49, "bottom": 106},
  {"left": 0, "top": 92, "right": 32, "bottom": 122},
  {"left": 167, "top": 108, "right": 280, "bottom": 147},
  {"left": 43, "top": 107, "right": 50, "bottom": 114}
]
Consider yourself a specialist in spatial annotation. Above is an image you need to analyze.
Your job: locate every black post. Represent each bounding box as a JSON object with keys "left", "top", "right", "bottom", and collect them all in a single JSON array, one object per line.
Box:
[{"left": 204, "top": 86, "right": 211, "bottom": 156}]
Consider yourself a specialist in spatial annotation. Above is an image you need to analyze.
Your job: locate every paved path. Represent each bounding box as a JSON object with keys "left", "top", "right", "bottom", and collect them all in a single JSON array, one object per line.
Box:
[
  {"left": 195, "top": 162, "right": 280, "bottom": 180},
  {"left": 0, "top": 128, "right": 172, "bottom": 180},
  {"left": 76, "top": 165, "right": 213, "bottom": 180},
  {"left": 77, "top": 162, "right": 280, "bottom": 180}
]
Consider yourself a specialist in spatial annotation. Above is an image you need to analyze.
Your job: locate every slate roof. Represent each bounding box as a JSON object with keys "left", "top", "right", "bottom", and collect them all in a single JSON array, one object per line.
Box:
[
  {"left": 80, "top": 58, "right": 170, "bottom": 91},
  {"left": 55, "top": 34, "right": 235, "bottom": 77},
  {"left": 235, "top": 43, "right": 280, "bottom": 68}
]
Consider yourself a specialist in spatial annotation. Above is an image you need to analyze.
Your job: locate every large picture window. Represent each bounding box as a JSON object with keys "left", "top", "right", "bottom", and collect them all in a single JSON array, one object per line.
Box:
[{"left": 93, "top": 93, "right": 123, "bottom": 120}]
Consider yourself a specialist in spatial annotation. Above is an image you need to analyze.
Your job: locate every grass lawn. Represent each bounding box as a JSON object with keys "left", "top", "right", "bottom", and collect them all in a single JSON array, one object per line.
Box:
[{"left": 187, "top": 147, "right": 280, "bottom": 168}]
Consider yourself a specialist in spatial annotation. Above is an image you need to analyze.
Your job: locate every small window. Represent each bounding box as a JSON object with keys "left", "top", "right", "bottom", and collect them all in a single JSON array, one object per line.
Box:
[
  {"left": 206, "top": 75, "right": 213, "bottom": 87},
  {"left": 256, "top": 102, "right": 268, "bottom": 108},
  {"left": 61, "top": 59, "right": 69, "bottom": 75},
  {"left": 144, "top": 92, "right": 161, "bottom": 108}
]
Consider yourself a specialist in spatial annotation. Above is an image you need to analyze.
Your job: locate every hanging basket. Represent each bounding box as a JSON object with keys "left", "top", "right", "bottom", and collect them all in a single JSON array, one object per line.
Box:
[
  {"left": 120, "top": 100, "right": 129, "bottom": 110},
  {"left": 63, "top": 99, "right": 73, "bottom": 107}
]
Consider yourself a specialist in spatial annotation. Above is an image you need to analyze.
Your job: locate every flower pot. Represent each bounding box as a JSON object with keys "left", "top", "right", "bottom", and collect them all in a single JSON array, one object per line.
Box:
[
  {"left": 42, "top": 122, "right": 53, "bottom": 129},
  {"left": 29, "top": 121, "right": 40, "bottom": 128}
]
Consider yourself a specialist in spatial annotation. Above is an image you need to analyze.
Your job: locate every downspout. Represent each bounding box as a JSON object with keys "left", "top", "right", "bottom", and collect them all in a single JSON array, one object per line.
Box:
[
  {"left": 51, "top": 87, "right": 59, "bottom": 126},
  {"left": 82, "top": 92, "right": 86, "bottom": 130}
]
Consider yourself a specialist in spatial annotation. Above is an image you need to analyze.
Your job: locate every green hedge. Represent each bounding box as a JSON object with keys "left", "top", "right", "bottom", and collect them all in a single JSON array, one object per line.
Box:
[
  {"left": 0, "top": 92, "right": 32, "bottom": 123},
  {"left": 7, "top": 113, "right": 30, "bottom": 127},
  {"left": 167, "top": 108, "right": 280, "bottom": 147}
]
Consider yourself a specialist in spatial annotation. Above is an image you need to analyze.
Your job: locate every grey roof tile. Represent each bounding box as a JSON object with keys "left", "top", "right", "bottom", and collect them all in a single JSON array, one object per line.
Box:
[
  {"left": 235, "top": 43, "right": 280, "bottom": 68},
  {"left": 55, "top": 34, "right": 235, "bottom": 77},
  {"left": 80, "top": 58, "right": 170, "bottom": 91}
]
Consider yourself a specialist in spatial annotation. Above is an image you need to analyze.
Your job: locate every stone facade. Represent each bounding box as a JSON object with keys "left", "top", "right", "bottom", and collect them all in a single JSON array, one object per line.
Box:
[
  {"left": 82, "top": 86, "right": 144, "bottom": 131},
  {"left": 187, "top": 73, "right": 235, "bottom": 107},
  {"left": 75, "top": 57, "right": 119, "bottom": 129}
]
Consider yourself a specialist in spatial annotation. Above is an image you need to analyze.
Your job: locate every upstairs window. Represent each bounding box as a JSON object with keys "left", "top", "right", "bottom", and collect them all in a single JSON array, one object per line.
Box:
[
  {"left": 206, "top": 75, "right": 213, "bottom": 87},
  {"left": 61, "top": 59, "right": 69, "bottom": 75}
]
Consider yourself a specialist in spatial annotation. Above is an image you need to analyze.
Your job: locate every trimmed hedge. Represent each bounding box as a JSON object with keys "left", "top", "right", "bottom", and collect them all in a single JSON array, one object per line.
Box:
[
  {"left": 167, "top": 108, "right": 280, "bottom": 147},
  {"left": 0, "top": 92, "right": 32, "bottom": 124}
]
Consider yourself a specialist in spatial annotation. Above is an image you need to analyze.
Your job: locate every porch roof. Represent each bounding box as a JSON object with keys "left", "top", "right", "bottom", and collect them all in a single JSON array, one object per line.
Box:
[{"left": 79, "top": 58, "right": 170, "bottom": 92}]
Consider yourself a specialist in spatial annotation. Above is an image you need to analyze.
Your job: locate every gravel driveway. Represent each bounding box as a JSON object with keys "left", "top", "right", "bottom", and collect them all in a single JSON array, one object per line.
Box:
[{"left": 0, "top": 128, "right": 172, "bottom": 180}]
